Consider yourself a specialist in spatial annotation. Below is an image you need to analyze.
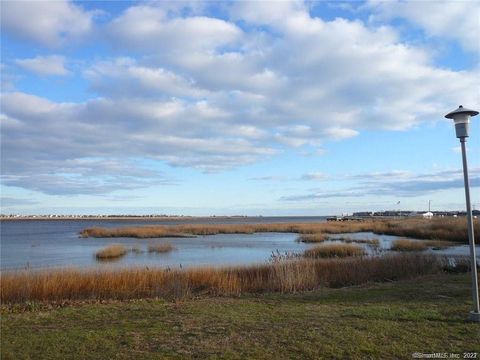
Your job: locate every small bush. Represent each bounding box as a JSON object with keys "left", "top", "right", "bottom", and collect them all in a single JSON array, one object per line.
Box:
[{"left": 95, "top": 245, "right": 128, "bottom": 260}]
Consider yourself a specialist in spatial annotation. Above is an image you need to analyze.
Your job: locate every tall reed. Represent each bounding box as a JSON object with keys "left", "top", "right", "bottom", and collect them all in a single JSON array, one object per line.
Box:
[
  {"left": 1, "top": 254, "right": 442, "bottom": 304},
  {"left": 304, "top": 244, "right": 365, "bottom": 258}
]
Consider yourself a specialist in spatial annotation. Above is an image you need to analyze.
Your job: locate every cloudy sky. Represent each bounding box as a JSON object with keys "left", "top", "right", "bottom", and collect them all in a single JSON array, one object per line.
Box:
[{"left": 1, "top": 0, "right": 479, "bottom": 215}]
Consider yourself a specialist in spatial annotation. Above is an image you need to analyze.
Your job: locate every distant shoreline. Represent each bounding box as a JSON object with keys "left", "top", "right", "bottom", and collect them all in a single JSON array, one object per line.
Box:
[{"left": 0, "top": 215, "right": 326, "bottom": 221}]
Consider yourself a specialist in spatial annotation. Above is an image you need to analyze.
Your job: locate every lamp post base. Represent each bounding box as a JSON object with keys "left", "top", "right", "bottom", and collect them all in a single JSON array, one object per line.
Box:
[{"left": 468, "top": 311, "right": 480, "bottom": 322}]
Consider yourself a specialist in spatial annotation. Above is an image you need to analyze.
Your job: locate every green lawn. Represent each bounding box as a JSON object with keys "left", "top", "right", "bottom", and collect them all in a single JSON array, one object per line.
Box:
[{"left": 1, "top": 273, "right": 479, "bottom": 359}]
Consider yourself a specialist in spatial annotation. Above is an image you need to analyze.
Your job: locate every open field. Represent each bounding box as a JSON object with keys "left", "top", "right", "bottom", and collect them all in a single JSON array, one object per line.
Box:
[
  {"left": 80, "top": 217, "right": 479, "bottom": 243},
  {"left": 1, "top": 254, "right": 442, "bottom": 304},
  {"left": 2, "top": 273, "right": 479, "bottom": 359}
]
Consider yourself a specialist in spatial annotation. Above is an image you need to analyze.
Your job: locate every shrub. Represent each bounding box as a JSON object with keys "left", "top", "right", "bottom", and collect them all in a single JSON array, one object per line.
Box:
[{"left": 95, "top": 245, "right": 128, "bottom": 260}]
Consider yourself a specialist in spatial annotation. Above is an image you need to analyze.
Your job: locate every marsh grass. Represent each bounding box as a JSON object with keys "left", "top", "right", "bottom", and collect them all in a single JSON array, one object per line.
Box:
[
  {"left": 81, "top": 227, "right": 195, "bottom": 239},
  {"left": 391, "top": 239, "right": 427, "bottom": 252},
  {"left": 80, "top": 218, "right": 479, "bottom": 244},
  {"left": 148, "top": 243, "right": 176, "bottom": 253},
  {"left": 95, "top": 245, "right": 128, "bottom": 260},
  {"left": 330, "top": 236, "right": 380, "bottom": 247},
  {"left": 0, "top": 254, "right": 442, "bottom": 304},
  {"left": 304, "top": 244, "right": 366, "bottom": 258},
  {"left": 296, "top": 233, "right": 328, "bottom": 243},
  {"left": 380, "top": 217, "right": 479, "bottom": 243}
]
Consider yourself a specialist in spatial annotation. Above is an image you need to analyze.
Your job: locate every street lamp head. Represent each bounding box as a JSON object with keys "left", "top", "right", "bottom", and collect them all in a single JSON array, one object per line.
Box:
[{"left": 445, "top": 105, "right": 479, "bottom": 138}]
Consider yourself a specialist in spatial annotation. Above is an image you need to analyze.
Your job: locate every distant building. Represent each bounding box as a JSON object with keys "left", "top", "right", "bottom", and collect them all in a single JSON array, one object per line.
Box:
[
  {"left": 422, "top": 211, "right": 433, "bottom": 219},
  {"left": 352, "top": 211, "right": 373, "bottom": 217}
]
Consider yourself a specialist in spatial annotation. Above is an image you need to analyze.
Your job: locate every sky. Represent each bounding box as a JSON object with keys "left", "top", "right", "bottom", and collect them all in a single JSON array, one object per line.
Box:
[{"left": 1, "top": 0, "right": 479, "bottom": 216}]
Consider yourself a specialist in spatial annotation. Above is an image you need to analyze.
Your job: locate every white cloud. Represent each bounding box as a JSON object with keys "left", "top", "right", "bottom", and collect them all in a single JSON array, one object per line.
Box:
[
  {"left": 283, "top": 168, "right": 480, "bottom": 201},
  {"left": 2, "top": 1, "right": 479, "bottom": 196},
  {"left": 367, "top": 0, "right": 480, "bottom": 52},
  {"left": 84, "top": 57, "right": 206, "bottom": 99},
  {"left": 323, "top": 127, "right": 359, "bottom": 140},
  {"left": 16, "top": 55, "right": 69, "bottom": 76},
  {"left": 452, "top": 146, "right": 462, "bottom": 154},
  {"left": 1, "top": 0, "right": 96, "bottom": 47},
  {"left": 106, "top": 5, "right": 241, "bottom": 52},
  {"left": 300, "top": 172, "right": 328, "bottom": 181},
  {"left": 0, "top": 91, "right": 277, "bottom": 193}
]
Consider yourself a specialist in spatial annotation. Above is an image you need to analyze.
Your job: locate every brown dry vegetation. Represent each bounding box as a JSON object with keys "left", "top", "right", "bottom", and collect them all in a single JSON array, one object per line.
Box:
[
  {"left": 380, "top": 217, "right": 479, "bottom": 243},
  {"left": 80, "top": 222, "right": 377, "bottom": 238},
  {"left": 148, "top": 243, "right": 175, "bottom": 253},
  {"left": 0, "top": 254, "right": 441, "bottom": 304},
  {"left": 296, "top": 233, "right": 328, "bottom": 243},
  {"left": 95, "top": 245, "right": 128, "bottom": 260},
  {"left": 80, "top": 218, "right": 479, "bottom": 243},
  {"left": 391, "top": 239, "right": 427, "bottom": 252},
  {"left": 304, "top": 244, "right": 366, "bottom": 258},
  {"left": 331, "top": 236, "right": 380, "bottom": 246},
  {"left": 81, "top": 226, "right": 194, "bottom": 239}
]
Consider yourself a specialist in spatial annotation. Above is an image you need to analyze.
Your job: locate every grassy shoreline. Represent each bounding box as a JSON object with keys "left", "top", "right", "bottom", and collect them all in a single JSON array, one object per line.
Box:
[
  {"left": 2, "top": 273, "right": 479, "bottom": 359},
  {"left": 0, "top": 254, "right": 447, "bottom": 304}
]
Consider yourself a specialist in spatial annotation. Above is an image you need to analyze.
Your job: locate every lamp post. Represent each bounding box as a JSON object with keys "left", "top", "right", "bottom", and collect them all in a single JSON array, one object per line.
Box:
[{"left": 445, "top": 105, "right": 479, "bottom": 322}]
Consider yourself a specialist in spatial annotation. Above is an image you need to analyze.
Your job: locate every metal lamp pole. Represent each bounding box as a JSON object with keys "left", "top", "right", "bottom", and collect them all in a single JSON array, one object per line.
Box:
[{"left": 445, "top": 105, "right": 480, "bottom": 322}]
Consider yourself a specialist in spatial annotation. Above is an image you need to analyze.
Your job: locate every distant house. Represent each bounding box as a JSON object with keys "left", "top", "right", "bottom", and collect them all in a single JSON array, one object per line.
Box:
[{"left": 422, "top": 211, "right": 433, "bottom": 219}]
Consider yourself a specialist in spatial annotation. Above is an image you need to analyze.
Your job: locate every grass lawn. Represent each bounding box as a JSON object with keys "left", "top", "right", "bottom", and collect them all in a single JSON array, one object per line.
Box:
[{"left": 1, "top": 273, "right": 479, "bottom": 359}]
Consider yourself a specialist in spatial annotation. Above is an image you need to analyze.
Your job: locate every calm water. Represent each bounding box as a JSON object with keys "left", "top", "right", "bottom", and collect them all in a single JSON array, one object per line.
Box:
[
  {"left": 1, "top": 219, "right": 478, "bottom": 271},
  {"left": 0, "top": 217, "right": 324, "bottom": 270},
  {"left": 326, "top": 232, "right": 480, "bottom": 259}
]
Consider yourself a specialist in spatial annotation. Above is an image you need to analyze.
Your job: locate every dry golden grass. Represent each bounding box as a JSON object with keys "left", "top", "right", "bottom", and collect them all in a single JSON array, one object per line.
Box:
[
  {"left": 0, "top": 254, "right": 441, "bottom": 304},
  {"left": 391, "top": 239, "right": 427, "bottom": 252},
  {"left": 297, "top": 233, "right": 328, "bottom": 243},
  {"left": 95, "top": 245, "right": 128, "bottom": 260},
  {"left": 80, "top": 222, "right": 381, "bottom": 239},
  {"left": 304, "top": 244, "right": 366, "bottom": 258},
  {"left": 80, "top": 218, "right": 479, "bottom": 244},
  {"left": 81, "top": 227, "right": 193, "bottom": 239},
  {"left": 380, "top": 217, "right": 479, "bottom": 243},
  {"left": 148, "top": 243, "right": 175, "bottom": 253}
]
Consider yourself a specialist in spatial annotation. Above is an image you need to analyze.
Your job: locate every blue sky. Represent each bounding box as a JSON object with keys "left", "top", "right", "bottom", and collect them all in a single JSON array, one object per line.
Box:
[{"left": 1, "top": 0, "right": 479, "bottom": 216}]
